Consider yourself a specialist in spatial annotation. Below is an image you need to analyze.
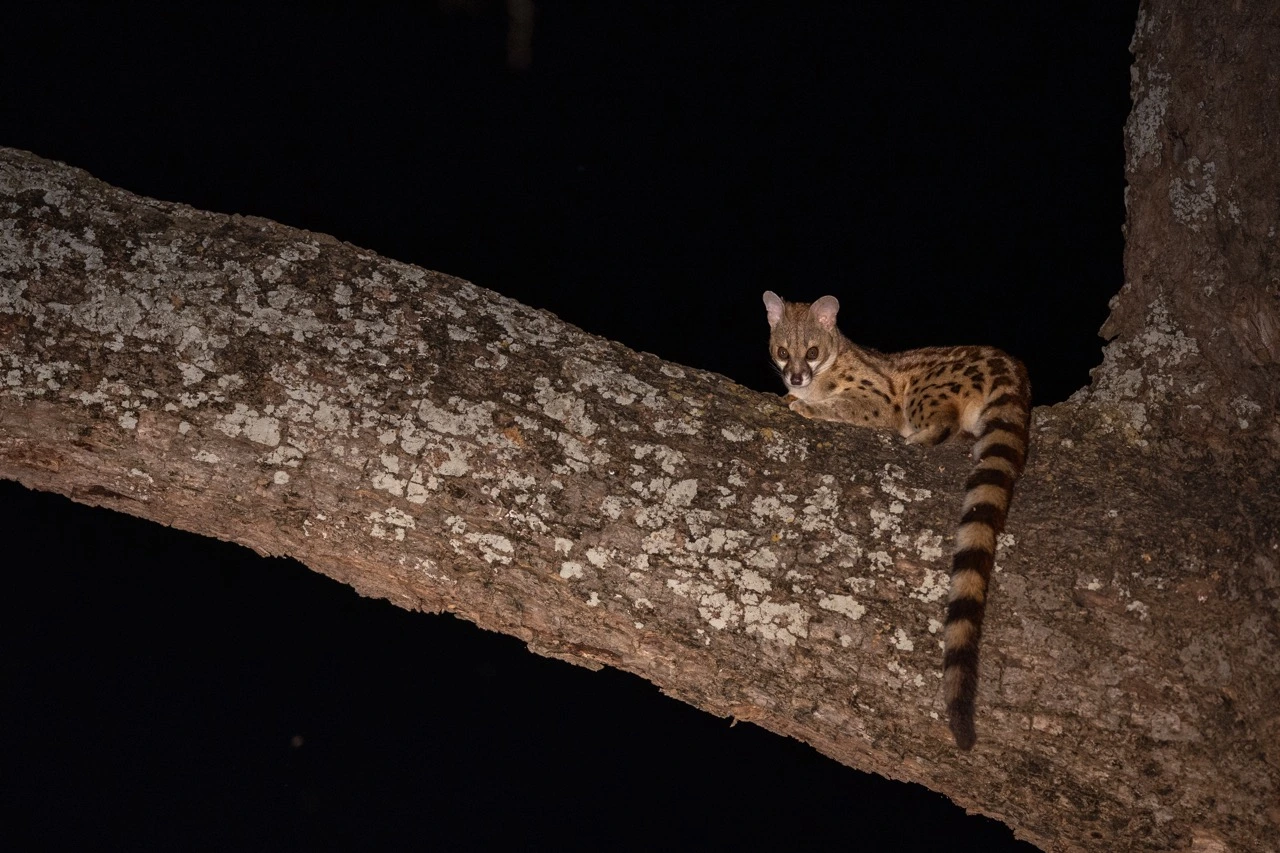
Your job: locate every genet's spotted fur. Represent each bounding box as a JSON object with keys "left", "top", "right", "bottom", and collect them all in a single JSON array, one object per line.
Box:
[{"left": 763, "top": 291, "right": 1030, "bottom": 750}]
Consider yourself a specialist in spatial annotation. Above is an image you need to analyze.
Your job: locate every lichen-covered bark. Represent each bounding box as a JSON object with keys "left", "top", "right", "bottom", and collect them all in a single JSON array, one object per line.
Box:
[
  {"left": 1082, "top": 0, "right": 1280, "bottom": 463},
  {"left": 2, "top": 146, "right": 1277, "bottom": 852}
]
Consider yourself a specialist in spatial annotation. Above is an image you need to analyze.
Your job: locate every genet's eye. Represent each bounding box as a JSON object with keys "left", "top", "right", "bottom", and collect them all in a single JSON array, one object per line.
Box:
[
  {"left": 805, "top": 346, "right": 820, "bottom": 361},
  {"left": 777, "top": 347, "right": 789, "bottom": 360}
]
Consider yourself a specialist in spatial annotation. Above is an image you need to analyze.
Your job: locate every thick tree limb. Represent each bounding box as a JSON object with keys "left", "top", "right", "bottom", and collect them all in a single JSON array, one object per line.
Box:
[
  {"left": 1, "top": 144, "right": 1274, "bottom": 851},
  {"left": 1, "top": 8, "right": 1278, "bottom": 849}
]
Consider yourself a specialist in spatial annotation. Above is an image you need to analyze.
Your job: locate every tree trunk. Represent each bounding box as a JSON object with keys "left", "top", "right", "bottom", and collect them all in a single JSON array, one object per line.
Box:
[{"left": 1, "top": 5, "right": 1277, "bottom": 850}]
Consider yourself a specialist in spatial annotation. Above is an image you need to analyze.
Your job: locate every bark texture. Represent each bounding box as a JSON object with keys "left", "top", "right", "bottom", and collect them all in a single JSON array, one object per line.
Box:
[
  {"left": 1085, "top": 0, "right": 1280, "bottom": 462},
  {"left": 0, "top": 6, "right": 1278, "bottom": 850}
]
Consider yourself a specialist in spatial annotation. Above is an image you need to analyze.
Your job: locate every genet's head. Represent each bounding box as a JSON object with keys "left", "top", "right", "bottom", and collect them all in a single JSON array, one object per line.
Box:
[{"left": 762, "top": 291, "right": 841, "bottom": 390}]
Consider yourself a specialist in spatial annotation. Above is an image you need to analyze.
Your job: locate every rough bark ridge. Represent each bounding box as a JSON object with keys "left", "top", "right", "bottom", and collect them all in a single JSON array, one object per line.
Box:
[
  {"left": 1083, "top": 1, "right": 1280, "bottom": 464},
  {"left": 0, "top": 7, "right": 1277, "bottom": 851}
]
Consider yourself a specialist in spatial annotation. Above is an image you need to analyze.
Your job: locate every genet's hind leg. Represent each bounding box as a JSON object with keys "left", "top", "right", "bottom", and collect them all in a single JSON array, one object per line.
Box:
[
  {"left": 902, "top": 422, "right": 953, "bottom": 446},
  {"left": 901, "top": 395, "right": 958, "bottom": 446}
]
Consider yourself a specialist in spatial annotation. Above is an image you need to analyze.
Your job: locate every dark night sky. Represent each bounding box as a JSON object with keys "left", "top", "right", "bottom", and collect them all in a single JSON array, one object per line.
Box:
[{"left": 2, "top": 3, "right": 1135, "bottom": 850}]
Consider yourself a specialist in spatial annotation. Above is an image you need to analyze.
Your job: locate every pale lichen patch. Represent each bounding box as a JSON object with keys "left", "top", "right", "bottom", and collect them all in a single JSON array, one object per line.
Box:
[
  {"left": 427, "top": 441, "right": 473, "bottom": 477},
  {"left": 911, "top": 568, "right": 950, "bottom": 604},
  {"left": 879, "top": 463, "right": 932, "bottom": 502},
  {"left": 818, "top": 594, "right": 866, "bottom": 621},
  {"left": 750, "top": 495, "right": 796, "bottom": 525},
  {"left": 664, "top": 478, "right": 698, "bottom": 507},
  {"left": 640, "top": 527, "right": 681, "bottom": 554},
  {"left": 404, "top": 469, "right": 434, "bottom": 504},
  {"left": 417, "top": 397, "right": 497, "bottom": 438},
  {"left": 178, "top": 362, "right": 205, "bottom": 386},
  {"left": 697, "top": 591, "right": 736, "bottom": 630},
  {"left": 262, "top": 445, "right": 304, "bottom": 467},
  {"left": 632, "top": 443, "right": 686, "bottom": 475},
  {"left": 688, "top": 527, "right": 749, "bottom": 554},
  {"left": 867, "top": 550, "right": 893, "bottom": 572},
  {"left": 884, "top": 660, "right": 926, "bottom": 690},
  {"left": 399, "top": 426, "right": 427, "bottom": 456},
  {"left": 868, "top": 507, "right": 904, "bottom": 543},
  {"left": 1127, "top": 79, "right": 1169, "bottom": 170},
  {"left": 369, "top": 508, "right": 416, "bottom": 542},
  {"left": 1230, "top": 394, "right": 1261, "bottom": 429},
  {"left": 1083, "top": 291, "right": 1204, "bottom": 438},
  {"left": 216, "top": 403, "right": 281, "bottom": 447},
  {"left": 800, "top": 477, "right": 840, "bottom": 532},
  {"left": 737, "top": 569, "right": 772, "bottom": 594},
  {"left": 466, "top": 532, "right": 515, "bottom": 565},
  {"left": 1168, "top": 159, "right": 1218, "bottom": 232},
  {"left": 600, "top": 495, "right": 626, "bottom": 520},
  {"left": 743, "top": 601, "right": 809, "bottom": 647},
  {"left": 653, "top": 418, "right": 701, "bottom": 437},
  {"left": 914, "top": 530, "right": 945, "bottom": 563},
  {"left": 762, "top": 433, "right": 808, "bottom": 463},
  {"left": 371, "top": 471, "right": 406, "bottom": 497},
  {"left": 534, "top": 379, "right": 597, "bottom": 437},
  {"left": 566, "top": 357, "right": 662, "bottom": 409}
]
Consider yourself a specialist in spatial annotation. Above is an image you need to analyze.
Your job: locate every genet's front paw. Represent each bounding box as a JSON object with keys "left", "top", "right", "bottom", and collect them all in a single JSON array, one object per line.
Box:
[{"left": 788, "top": 399, "right": 814, "bottom": 418}]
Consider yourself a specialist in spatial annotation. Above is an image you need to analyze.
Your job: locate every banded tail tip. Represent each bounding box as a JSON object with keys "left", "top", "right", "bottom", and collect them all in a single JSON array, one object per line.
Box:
[{"left": 949, "top": 706, "right": 976, "bottom": 751}]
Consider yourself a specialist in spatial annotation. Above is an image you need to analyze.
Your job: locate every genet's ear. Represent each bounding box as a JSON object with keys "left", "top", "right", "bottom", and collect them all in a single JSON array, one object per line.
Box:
[
  {"left": 810, "top": 295, "right": 840, "bottom": 331},
  {"left": 762, "top": 291, "right": 785, "bottom": 328}
]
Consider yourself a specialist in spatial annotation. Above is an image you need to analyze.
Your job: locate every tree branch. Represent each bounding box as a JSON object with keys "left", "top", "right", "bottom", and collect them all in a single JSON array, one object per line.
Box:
[{"left": 2, "top": 143, "right": 1275, "bottom": 851}]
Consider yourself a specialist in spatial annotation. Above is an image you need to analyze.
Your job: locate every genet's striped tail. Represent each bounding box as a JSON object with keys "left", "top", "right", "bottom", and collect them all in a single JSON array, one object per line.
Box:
[{"left": 943, "top": 369, "right": 1030, "bottom": 749}]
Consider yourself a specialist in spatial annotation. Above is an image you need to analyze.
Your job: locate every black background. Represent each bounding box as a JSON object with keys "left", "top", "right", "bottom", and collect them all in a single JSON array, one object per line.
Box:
[{"left": 2, "top": 3, "right": 1135, "bottom": 850}]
